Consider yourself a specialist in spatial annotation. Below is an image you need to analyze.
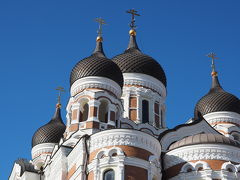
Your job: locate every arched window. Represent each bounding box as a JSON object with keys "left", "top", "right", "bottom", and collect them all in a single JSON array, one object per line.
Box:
[
  {"left": 142, "top": 100, "right": 149, "bottom": 123},
  {"left": 103, "top": 169, "right": 114, "bottom": 180},
  {"left": 79, "top": 100, "right": 89, "bottom": 122},
  {"left": 99, "top": 100, "right": 109, "bottom": 123}
]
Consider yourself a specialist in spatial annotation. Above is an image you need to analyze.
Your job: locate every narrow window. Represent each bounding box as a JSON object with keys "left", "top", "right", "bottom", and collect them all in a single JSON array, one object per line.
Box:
[
  {"left": 82, "top": 103, "right": 89, "bottom": 121},
  {"left": 103, "top": 169, "right": 114, "bottom": 180},
  {"left": 99, "top": 100, "right": 108, "bottom": 123},
  {"left": 142, "top": 100, "right": 149, "bottom": 123},
  {"left": 79, "top": 102, "right": 89, "bottom": 122},
  {"left": 161, "top": 110, "right": 163, "bottom": 127}
]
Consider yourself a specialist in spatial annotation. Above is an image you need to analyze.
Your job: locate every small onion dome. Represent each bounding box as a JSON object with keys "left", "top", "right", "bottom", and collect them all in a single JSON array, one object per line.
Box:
[
  {"left": 169, "top": 133, "right": 240, "bottom": 151},
  {"left": 32, "top": 104, "right": 66, "bottom": 148},
  {"left": 112, "top": 30, "right": 167, "bottom": 87},
  {"left": 194, "top": 74, "right": 240, "bottom": 119},
  {"left": 70, "top": 38, "right": 124, "bottom": 87}
]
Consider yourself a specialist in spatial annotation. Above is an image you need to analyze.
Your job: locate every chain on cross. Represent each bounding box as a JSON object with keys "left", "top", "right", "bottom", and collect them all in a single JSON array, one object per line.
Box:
[
  {"left": 95, "top": 17, "right": 106, "bottom": 37},
  {"left": 126, "top": 9, "right": 140, "bottom": 29}
]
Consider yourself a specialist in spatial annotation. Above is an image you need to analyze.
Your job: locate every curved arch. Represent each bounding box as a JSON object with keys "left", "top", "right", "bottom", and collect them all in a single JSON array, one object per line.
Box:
[
  {"left": 181, "top": 162, "right": 195, "bottom": 173},
  {"left": 221, "top": 162, "right": 237, "bottom": 172},
  {"left": 194, "top": 161, "right": 210, "bottom": 171},
  {"left": 79, "top": 98, "right": 89, "bottom": 122},
  {"left": 108, "top": 147, "right": 124, "bottom": 157}
]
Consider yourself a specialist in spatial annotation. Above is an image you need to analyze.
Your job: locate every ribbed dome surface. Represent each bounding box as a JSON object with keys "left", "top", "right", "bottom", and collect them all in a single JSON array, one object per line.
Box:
[
  {"left": 70, "top": 41, "right": 123, "bottom": 87},
  {"left": 194, "top": 75, "right": 240, "bottom": 119},
  {"left": 32, "top": 106, "right": 66, "bottom": 147},
  {"left": 112, "top": 35, "right": 167, "bottom": 86},
  {"left": 169, "top": 133, "right": 240, "bottom": 151}
]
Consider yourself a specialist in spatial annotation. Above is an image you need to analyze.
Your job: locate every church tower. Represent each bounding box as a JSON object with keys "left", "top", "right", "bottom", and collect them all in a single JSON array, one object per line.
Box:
[
  {"left": 65, "top": 18, "right": 124, "bottom": 138},
  {"left": 112, "top": 10, "right": 167, "bottom": 129}
]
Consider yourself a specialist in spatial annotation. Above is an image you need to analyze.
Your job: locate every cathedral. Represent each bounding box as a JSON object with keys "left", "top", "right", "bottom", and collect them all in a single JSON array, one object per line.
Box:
[{"left": 9, "top": 10, "right": 240, "bottom": 180}]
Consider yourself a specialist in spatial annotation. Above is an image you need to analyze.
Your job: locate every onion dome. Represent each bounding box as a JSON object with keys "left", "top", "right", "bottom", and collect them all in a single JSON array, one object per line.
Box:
[
  {"left": 194, "top": 54, "right": 240, "bottom": 119},
  {"left": 32, "top": 103, "right": 66, "bottom": 148},
  {"left": 70, "top": 37, "right": 124, "bottom": 87},
  {"left": 169, "top": 133, "right": 240, "bottom": 151},
  {"left": 112, "top": 29, "right": 167, "bottom": 87}
]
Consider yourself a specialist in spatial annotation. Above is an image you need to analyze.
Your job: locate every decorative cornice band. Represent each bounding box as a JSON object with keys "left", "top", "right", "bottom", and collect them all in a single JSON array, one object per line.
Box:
[
  {"left": 204, "top": 111, "right": 240, "bottom": 125},
  {"left": 71, "top": 76, "right": 122, "bottom": 98},
  {"left": 123, "top": 73, "right": 166, "bottom": 97},
  {"left": 31, "top": 143, "right": 55, "bottom": 159},
  {"left": 164, "top": 144, "right": 240, "bottom": 169},
  {"left": 90, "top": 129, "right": 161, "bottom": 157}
]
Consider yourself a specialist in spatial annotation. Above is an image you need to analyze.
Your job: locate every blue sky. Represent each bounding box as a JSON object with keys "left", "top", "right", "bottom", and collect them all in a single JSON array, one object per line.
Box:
[{"left": 1, "top": 0, "right": 240, "bottom": 178}]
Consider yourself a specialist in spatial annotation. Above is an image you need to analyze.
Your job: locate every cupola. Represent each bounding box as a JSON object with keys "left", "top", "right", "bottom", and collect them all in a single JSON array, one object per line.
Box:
[{"left": 194, "top": 53, "right": 240, "bottom": 119}]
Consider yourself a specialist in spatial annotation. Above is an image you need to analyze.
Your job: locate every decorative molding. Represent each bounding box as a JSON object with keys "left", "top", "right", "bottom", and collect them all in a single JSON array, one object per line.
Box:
[
  {"left": 90, "top": 129, "right": 161, "bottom": 157},
  {"left": 160, "top": 120, "right": 219, "bottom": 152},
  {"left": 70, "top": 76, "right": 122, "bottom": 98},
  {"left": 164, "top": 144, "right": 240, "bottom": 169},
  {"left": 170, "top": 170, "right": 240, "bottom": 180},
  {"left": 204, "top": 111, "right": 240, "bottom": 125},
  {"left": 123, "top": 73, "right": 166, "bottom": 98},
  {"left": 120, "top": 118, "right": 167, "bottom": 138}
]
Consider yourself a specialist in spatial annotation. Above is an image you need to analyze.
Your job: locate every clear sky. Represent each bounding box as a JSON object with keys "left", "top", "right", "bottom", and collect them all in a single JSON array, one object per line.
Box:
[{"left": 1, "top": 0, "right": 240, "bottom": 179}]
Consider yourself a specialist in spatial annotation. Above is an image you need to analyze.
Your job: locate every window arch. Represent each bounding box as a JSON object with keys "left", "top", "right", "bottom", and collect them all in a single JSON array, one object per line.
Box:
[
  {"left": 99, "top": 99, "right": 109, "bottom": 123},
  {"left": 142, "top": 100, "right": 149, "bottom": 123},
  {"left": 103, "top": 169, "right": 115, "bottom": 180},
  {"left": 79, "top": 99, "right": 89, "bottom": 122}
]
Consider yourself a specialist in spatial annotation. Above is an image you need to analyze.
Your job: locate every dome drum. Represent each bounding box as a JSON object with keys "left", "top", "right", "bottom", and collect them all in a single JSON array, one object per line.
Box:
[{"left": 70, "top": 76, "right": 122, "bottom": 98}]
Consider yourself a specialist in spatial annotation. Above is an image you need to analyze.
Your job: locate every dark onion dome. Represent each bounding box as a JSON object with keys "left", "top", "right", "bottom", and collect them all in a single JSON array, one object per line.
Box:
[
  {"left": 70, "top": 37, "right": 123, "bottom": 87},
  {"left": 14, "top": 159, "right": 37, "bottom": 176},
  {"left": 168, "top": 133, "right": 240, "bottom": 151},
  {"left": 194, "top": 73, "right": 240, "bottom": 119},
  {"left": 112, "top": 29, "right": 167, "bottom": 87},
  {"left": 32, "top": 104, "right": 66, "bottom": 148}
]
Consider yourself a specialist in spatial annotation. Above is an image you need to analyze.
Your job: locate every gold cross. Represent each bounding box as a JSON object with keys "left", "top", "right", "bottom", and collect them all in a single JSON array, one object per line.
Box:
[
  {"left": 207, "top": 52, "right": 218, "bottom": 74},
  {"left": 95, "top": 17, "right": 106, "bottom": 37},
  {"left": 56, "top": 86, "right": 65, "bottom": 105},
  {"left": 126, "top": 9, "right": 140, "bottom": 29}
]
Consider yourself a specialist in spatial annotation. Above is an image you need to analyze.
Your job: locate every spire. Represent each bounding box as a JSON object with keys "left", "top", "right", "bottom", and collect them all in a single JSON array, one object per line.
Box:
[
  {"left": 206, "top": 53, "right": 223, "bottom": 92},
  {"left": 93, "top": 18, "right": 106, "bottom": 56},
  {"left": 126, "top": 9, "right": 140, "bottom": 51},
  {"left": 51, "top": 87, "right": 65, "bottom": 123},
  {"left": 50, "top": 105, "right": 63, "bottom": 123}
]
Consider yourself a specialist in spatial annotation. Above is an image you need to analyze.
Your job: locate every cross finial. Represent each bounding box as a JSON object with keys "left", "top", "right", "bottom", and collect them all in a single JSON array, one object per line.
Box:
[
  {"left": 95, "top": 17, "right": 106, "bottom": 40},
  {"left": 207, "top": 52, "right": 219, "bottom": 76},
  {"left": 56, "top": 86, "right": 65, "bottom": 108},
  {"left": 126, "top": 9, "right": 140, "bottom": 30}
]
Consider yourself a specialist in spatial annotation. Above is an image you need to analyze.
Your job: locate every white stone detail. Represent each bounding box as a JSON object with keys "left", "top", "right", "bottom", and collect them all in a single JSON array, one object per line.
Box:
[
  {"left": 160, "top": 120, "right": 219, "bottom": 152},
  {"left": 70, "top": 76, "right": 122, "bottom": 98},
  {"left": 120, "top": 117, "right": 167, "bottom": 138},
  {"left": 90, "top": 129, "right": 161, "bottom": 157},
  {"left": 123, "top": 73, "right": 166, "bottom": 98},
  {"left": 164, "top": 144, "right": 240, "bottom": 169}
]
